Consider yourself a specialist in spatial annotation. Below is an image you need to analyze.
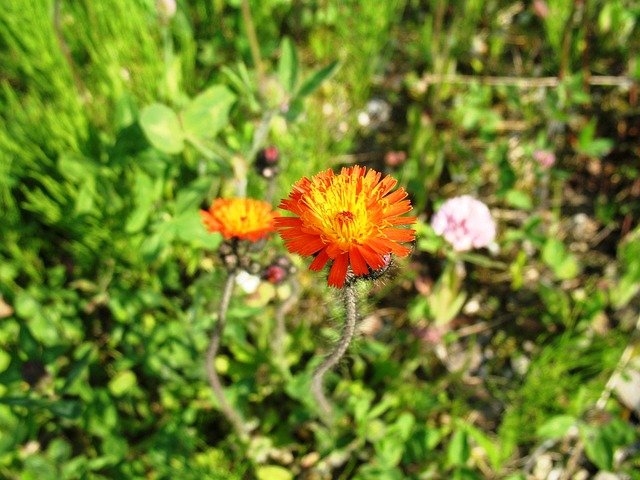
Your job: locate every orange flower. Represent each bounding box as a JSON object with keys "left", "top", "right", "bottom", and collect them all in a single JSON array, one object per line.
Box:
[
  {"left": 200, "top": 198, "right": 279, "bottom": 242},
  {"left": 276, "top": 165, "right": 416, "bottom": 288}
]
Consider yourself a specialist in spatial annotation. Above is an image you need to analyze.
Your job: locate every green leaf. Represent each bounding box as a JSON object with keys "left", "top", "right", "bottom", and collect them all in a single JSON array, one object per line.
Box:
[
  {"left": 375, "top": 435, "right": 405, "bottom": 468},
  {"left": 139, "top": 103, "right": 185, "bottom": 154},
  {"left": 505, "top": 189, "right": 533, "bottom": 210},
  {"left": 171, "top": 211, "right": 222, "bottom": 248},
  {"left": 108, "top": 370, "right": 137, "bottom": 397},
  {"left": 542, "top": 238, "right": 580, "bottom": 280},
  {"left": 462, "top": 422, "right": 503, "bottom": 471},
  {"left": 297, "top": 61, "right": 339, "bottom": 98},
  {"left": 174, "top": 177, "right": 211, "bottom": 215},
  {"left": 181, "top": 85, "right": 236, "bottom": 140},
  {"left": 278, "top": 36, "right": 299, "bottom": 94},
  {"left": 577, "top": 118, "right": 613, "bottom": 157},
  {"left": 255, "top": 465, "right": 293, "bottom": 480},
  {"left": 18, "top": 321, "right": 40, "bottom": 359},
  {"left": 58, "top": 154, "right": 99, "bottom": 183},
  {"left": 47, "top": 400, "right": 83, "bottom": 420},
  {"left": 125, "top": 172, "right": 155, "bottom": 233},
  {"left": 58, "top": 345, "right": 94, "bottom": 395},
  {"left": 74, "top": 177, "right": 96, "bottom": 215},
  {"left": 447, "top": 430, "right": 470, "bottom": 467},
  {"left": 580, "top": 424, "right": 614, "bottom": 471},
  {"left": 537, "top": 415, "right": 577, "bottom": 439}
]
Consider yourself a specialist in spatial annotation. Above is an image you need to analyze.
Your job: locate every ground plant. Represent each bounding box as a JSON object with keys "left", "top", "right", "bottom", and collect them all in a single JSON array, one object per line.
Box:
[{"left": 1, "top": 0, "right": 639, "bottom": 479}]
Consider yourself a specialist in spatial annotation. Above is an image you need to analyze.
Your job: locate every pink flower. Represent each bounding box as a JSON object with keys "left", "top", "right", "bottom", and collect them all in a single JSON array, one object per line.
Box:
[
  {"left": 431, "top": 195, "right": 496, "bottom": 252},
  {"left": 533, "top": 149, "right": 556, "bottom": 169}
]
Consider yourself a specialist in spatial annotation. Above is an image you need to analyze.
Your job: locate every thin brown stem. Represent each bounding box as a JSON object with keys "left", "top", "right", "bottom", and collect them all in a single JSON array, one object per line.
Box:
[
  {"left": 310, "top": 283, "right": 358, "bottom": 419},
  {"left": 419, "top": 73, "right": 634, "bottom": 88},
  {"left": 558, "top": 0, "right": 577, "bottom": 80},
  {"left": 205, "top": 271, "right": 249, "bottom": 440}
]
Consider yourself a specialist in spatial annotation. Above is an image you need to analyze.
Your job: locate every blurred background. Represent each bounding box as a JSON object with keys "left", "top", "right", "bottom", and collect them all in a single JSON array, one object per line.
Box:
[{"left": 1, "top": 0, "right": 639, "bottom": 478}]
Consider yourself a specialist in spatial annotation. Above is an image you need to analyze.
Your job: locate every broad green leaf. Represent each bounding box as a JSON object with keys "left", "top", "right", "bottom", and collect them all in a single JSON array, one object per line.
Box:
[
  {"left": 388, "top": 412, "right": 415, "bottom": 441},
  {"left": 297, "top": 61, "right": 339, "bottom": 98},
  {"left": 580, "top": 424, "right": 614, "bottom": 471},
  {"left": 278, "top": 36, "right": 299, "bottom": 94},
  {"left": 0, "top": 349, "right": 10, "bottom": 372},
  {"left": 505, "top": 189, "right": 533, "bottom": 210},
  {"left": 174, "top": 177, "right": 211, "bottom": 214},
  {"left": 139, "top": 103, "right": 184, "bottom": 154},
  {"left": 542, "top": 238, "right": 580, "bottom": 280},
  {"left": 108, "top": 370, "right": 137, "bottom": 397},
  {"left": 172, "top": 211, "right": 220, "bottom": 247},
  {"left": 375, "top": 435, "right": 405, "bottom": 468},
  {"left": 537, "top": 415, "right": 577, "bottom": 439},
  {"left": 181, "top": 85, "right": 236, "bottom": 140},
  {"left": 255, "top": 465, "right": 293, "bottom": 480},
  {"left": 141, "top": 231, "right": 169, "bottom": 263},
  {"left": 447, "top": 430, "right": 470, "bottom": 467}
]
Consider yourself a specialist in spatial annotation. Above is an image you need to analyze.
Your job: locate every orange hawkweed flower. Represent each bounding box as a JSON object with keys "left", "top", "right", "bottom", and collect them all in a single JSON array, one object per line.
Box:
[
  {"left": 200, "top": 198, "right": 279, "bottom": 242},
  {"left": 276, "top": 165, "right": 416, "bottom": 288}
]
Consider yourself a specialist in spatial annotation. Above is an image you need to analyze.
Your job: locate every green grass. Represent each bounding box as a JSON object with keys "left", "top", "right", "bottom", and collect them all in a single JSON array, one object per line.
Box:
[{"left": 1, "top": 0, "right": 639, "bottom": 478}]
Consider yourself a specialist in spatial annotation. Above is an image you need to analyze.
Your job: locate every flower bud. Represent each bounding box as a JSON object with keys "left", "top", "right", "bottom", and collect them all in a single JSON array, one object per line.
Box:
[
  {"left": 255, "top": 146, "right": 280, "bottom": 179},
  {"left": 156, "top": 0, "right": 176, "bottom": 19}
]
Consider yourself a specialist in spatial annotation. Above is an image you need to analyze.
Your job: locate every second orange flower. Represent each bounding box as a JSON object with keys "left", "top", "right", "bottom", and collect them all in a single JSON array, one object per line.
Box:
[
  {"left": 200, "top": 197, "right": 279, "bottom": 242},
  {"left": 276, "top": 165, "right": 417, "bottom": 288}
]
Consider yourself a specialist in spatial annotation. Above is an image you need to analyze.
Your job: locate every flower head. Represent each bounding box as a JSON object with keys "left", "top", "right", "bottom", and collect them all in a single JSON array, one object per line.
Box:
[
  {"left": 200, "top": 198, "right": 279, "bottom": 242},
  {"left": 276, "top": 165, "right": 416, "bottom": 288},
  {"left": 533, "top": 149, "right": 556, "bottom": 169},
  {"left": 156, "top": 0, "right": 177, "bottom": 19},
  {"left": 431, "top": 195, "right": 496, "bottom": 252}
]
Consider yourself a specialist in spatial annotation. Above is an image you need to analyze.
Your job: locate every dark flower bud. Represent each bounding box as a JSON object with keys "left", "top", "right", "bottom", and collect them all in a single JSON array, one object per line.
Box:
[
  {"left": 264, "top": 256, "right": 296, "bottom": 284},
  {"left": 255, "top": 146, "right": 280, "bottom": 179},
  {"left": 265, "top": 265, "right": 287, "bottom": 284}
]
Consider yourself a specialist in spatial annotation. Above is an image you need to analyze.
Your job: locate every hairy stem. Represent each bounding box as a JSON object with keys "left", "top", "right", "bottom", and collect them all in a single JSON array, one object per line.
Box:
[
  {"left": 206, "top": 271, "right": 249, "bottom": 440},
  {"left": 311, "top": 283, "right": 358, "bottom": 419}
]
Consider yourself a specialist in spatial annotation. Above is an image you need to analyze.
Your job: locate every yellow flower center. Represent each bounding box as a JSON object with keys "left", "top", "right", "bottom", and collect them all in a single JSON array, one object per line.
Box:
[{"left": 301, "top": 173, "right": 378, "bottom": 252}]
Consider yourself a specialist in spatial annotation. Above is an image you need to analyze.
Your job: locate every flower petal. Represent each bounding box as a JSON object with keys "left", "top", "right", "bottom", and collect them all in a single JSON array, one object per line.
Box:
[
  {"left": 349, "top": 246, "right": 369, "bottom": 276},
  {"left": 309, "top": 248, "right": 330, "bottom": 271},
  {"left": 328, "top": 253, "right": 349, "bottom": 288}
]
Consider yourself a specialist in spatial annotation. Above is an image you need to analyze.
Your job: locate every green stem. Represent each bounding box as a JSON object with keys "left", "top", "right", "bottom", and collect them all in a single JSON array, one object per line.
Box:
[
  {"left": 240, "top": 0, "right": 265, "bottom": 89},
  {"left": 273, "top": 277, "right": 300, "bottom": 373},
  {"left": 161, "top": 23, "right": 172, "bottom": 101},
  {"left": 206, "top": 271, "right": 249, "bottom": 440},
  {"left": 310, "top": 283, "right": 358, "bottom": 419}
]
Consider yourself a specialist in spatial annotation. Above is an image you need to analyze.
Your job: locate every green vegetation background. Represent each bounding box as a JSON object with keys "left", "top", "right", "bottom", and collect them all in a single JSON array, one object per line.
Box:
[{"left": 1, "top": 0, "right": 639, "bottom": 478}]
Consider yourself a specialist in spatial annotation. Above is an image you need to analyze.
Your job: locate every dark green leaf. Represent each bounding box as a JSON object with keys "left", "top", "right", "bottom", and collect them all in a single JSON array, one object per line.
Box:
[
  {"left": 297, "top": 61, "right": 339, "bottom": 98},
  {"left": 58, "top": 345, "right": 94, "bottom": 395}
]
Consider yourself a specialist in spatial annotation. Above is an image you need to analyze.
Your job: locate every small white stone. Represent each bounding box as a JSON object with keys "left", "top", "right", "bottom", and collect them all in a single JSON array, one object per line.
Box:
[{"left": 235, "top": 270, "right": 261, "bottom": 294}]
